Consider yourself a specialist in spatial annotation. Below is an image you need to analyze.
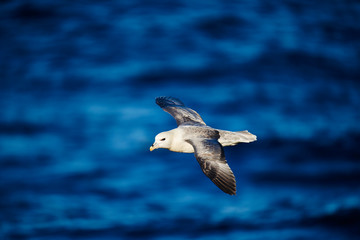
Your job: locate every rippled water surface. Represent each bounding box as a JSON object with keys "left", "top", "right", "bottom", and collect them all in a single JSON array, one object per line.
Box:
[{"left": 1, "top": 1, "right": 360, "bottom": 239}]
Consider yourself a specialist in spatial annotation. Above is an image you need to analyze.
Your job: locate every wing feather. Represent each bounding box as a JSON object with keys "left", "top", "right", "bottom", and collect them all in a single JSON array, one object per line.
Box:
[
  {"left": 155, "top": 96, "right": 206, "bottom": 126},
  {"left": 186, "top": 138, "right": 236, "bottom": 195}
]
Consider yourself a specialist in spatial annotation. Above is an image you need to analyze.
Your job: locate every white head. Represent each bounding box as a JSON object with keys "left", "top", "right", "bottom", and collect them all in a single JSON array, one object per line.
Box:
[{"left": 150, "top": 131, "right": 172, "bottom": 151}]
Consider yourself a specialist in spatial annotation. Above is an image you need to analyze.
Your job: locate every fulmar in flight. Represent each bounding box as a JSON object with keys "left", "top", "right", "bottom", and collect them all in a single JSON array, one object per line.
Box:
[{"left": 150, "top": 96, "right": 257, "bottom": 195}]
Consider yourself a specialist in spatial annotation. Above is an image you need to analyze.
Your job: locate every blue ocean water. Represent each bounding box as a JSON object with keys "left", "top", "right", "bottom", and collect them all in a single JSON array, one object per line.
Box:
[{"left": 1, "top": 0, "right": 360, "bottom": 239}]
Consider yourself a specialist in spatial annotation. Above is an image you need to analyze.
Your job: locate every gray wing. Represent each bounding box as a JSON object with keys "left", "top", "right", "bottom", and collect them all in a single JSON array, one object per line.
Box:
[
  {"left": 156, "top": 96, "right": 206, "bottom": 126},
  {"left": 186, "top": 138, "right": 236, "bottom": 195}
]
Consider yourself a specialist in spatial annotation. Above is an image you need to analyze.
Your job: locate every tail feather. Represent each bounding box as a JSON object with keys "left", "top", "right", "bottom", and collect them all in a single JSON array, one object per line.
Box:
[
  {"left": 236, "top": 130, "right": 257, "bottom": 143},
  {"left": 218, "top": 130, "right": 257, "bottom": 146}
]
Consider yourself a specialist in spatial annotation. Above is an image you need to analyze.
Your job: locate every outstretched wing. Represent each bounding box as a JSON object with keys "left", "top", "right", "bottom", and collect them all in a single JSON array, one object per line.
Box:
[
  {"left": 186, "top": 138, "right": 236, "bottom": 195},
  {"left": 156, "top": 96, "right": 206, "bottom": 126}
]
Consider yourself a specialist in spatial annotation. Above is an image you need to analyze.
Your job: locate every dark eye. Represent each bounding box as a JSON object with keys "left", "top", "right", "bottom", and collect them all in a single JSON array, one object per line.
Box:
[{"left": 160, "top": 138, "right": 166, "bottom": 141}]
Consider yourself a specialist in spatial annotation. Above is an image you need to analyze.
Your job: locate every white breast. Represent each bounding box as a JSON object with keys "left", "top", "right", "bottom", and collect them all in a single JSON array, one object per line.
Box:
[{"left": 168, "top": 128, "right": 195, "bottom": 153}]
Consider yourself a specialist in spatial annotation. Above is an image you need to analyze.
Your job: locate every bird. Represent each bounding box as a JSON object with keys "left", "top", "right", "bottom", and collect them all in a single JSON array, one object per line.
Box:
[{"left": 150, "top": 96, "right": 257, "bottom": 195}]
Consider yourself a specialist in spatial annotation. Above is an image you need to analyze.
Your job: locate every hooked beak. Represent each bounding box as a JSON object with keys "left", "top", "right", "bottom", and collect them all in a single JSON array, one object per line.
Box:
[{"left": 149, "top": 143, "right": 156, "bottom": 151}]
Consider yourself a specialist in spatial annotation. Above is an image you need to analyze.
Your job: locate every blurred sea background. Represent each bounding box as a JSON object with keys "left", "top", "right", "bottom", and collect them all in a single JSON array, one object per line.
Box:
[{"left": 1, "top": 0, "right": 360, "bottom": 239}]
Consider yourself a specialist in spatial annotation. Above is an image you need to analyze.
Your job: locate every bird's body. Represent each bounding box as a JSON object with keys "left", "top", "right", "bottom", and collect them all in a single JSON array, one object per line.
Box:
[
  {"left": 160, "top": 126, "right": 256, "bottom": 153},
  {"left": 150, "top": 96, "right": 256, "bottom": 195}
]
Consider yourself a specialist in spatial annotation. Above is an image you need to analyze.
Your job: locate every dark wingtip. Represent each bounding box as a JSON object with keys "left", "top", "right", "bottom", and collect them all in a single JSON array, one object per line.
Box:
[
  {"left": 155, "top": 96, "right": 185, "bottom": 108},
  {"left": 211, "top": 176, "right": 237, "bottom": 195},
  {"left": 213, "top": 171, "right": 237, "bottom": 195},
  {"left": 224, "top": 187, "right": 237, "bottom": 195},
  {"left": 228, "top": 190, "right": 237, "bottom": 196},
  {"left": 223, "top": 184, "right": 237, "bottom": 196}
]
